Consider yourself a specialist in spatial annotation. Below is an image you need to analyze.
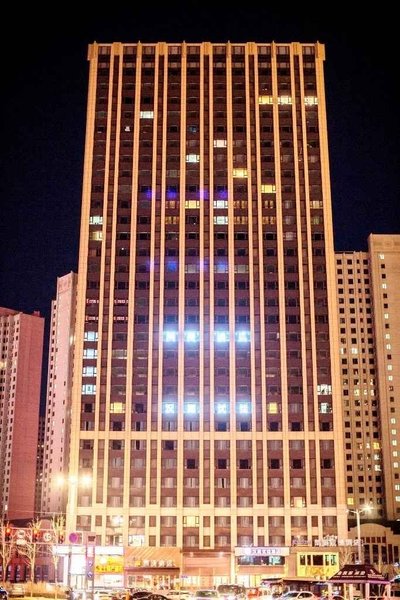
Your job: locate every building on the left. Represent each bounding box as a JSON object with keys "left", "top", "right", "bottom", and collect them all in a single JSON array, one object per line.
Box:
[{"left": 0, "top": 307, "right": 44, "bottom": 522}]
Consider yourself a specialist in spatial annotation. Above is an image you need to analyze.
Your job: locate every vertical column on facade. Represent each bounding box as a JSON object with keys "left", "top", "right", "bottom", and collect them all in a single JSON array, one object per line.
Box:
[
  {"left": 271, "top": 42, "right": 290, "bottom": 540},
  {"left": 207, "top": 42, "right": 216, "bottom": 523},
  {"left": 67, "top": 43, "right": 99, "bottom": 534},
  {"left": 245, "top": 43, "right": 257, "bottom": 532},
  {"left": 198, "top": 42, "right": 207, "bottom": 544},
  {"left": 315, "top": 44, "right": 347, "bottom": 534},
  {"left": 155, "top": 42, "right": 169, "bottom": 540},
  {"left": 96, "top": 42, "right": 119, "bottom": 521},
  {"left": 226, "top": 42, "right": 238, "bottom": 541},
  {"left": 289, "top": 43, "right": 314, "bottom": 534},
  {"left": 253, "top": 45, "right": 270, "bottom": 542}
]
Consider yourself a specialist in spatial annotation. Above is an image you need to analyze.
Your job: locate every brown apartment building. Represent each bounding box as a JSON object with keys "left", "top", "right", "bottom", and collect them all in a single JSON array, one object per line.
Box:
[
  {"left": 0, "top": 308, "right": 44, "bottom": 522},
  {"left": 66, "top": 41, "right": 348, "bottom": 585}
]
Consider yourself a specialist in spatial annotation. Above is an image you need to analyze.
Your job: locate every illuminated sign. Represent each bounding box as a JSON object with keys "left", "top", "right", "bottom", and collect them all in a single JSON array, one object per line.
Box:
[{"left": 235, "top": 547, "right": 289, "bottom": 556}]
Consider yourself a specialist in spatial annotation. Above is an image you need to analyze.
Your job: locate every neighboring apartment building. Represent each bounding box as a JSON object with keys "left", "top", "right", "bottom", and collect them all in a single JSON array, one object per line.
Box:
[
  {"left": 0, "top": 307, "right": 44, "bottom": 521},
  {"left": 66, "top": 41, "right": 348, "bottom": 584},
  {"left": 336, "top": 234, "right": 400, "bottom": 569},
  {"left": 35, "top": 414, "right": 46, "bottom": 516},
  {"left": 41, "top": 272, "right": 77, "bottom": 516}
]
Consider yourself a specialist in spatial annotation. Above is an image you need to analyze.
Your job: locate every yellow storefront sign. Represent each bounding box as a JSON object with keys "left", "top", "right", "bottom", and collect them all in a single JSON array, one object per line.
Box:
[{"left": 95, "top": 556, "right": 124, "bottom": 573}]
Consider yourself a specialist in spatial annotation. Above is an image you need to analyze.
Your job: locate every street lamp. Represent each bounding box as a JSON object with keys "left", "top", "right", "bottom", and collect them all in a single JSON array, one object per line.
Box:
[{"left": 348, "top": 503, "right": 373, "bottom": 563}]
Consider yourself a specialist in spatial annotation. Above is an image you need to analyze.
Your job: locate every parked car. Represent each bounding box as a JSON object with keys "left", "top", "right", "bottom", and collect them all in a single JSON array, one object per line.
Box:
[
  {"left": 192, "top": 591, "right": 220, "bottom": 600},
  {"left": 8, "top": 585, "right": 25, "bottom": 598},
  {"left": 165, "top": 592, "right": 192, "bottom": 600},
  {"left": 281, "top": 593, "right": 317, "bottom": 600},
  {"left": 0, "top": 587, "right": 8, "bottom": 600}
]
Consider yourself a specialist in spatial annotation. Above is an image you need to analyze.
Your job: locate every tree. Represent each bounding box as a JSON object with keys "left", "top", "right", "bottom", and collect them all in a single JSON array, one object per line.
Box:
[
  {"left": 0, "top": 522, "right": 14, "bottom": 583},
  {"left": 49, "top": 515, "right": 65, "bottom": 598},
  {"left": 15, "top": 518, "right": 42, "bottom": 596},
  {"left": 338, "top": 545, "right": 356, "bottom": 567}
]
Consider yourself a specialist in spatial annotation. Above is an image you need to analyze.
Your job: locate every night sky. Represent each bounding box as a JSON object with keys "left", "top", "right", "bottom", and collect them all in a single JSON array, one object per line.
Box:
[{"left": 1, "top": 5, "right": 399, "bottom": 357}]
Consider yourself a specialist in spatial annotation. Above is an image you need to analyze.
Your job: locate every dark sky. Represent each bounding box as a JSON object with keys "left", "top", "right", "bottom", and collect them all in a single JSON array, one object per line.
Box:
[{"left": 1, "top": 4, "right": 399, "bottom": 328}]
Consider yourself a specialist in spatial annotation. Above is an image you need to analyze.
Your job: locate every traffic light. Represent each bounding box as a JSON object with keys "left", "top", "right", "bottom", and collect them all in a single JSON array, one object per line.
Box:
[
  {"left": 58, "top": 532, "right": 65, "bottom": 543},
  {"left": 32, "top": 528, "right": 40, "bottom": 543},
  {"left": 5, "top": 526, "right": 12, "bottom": 541}
]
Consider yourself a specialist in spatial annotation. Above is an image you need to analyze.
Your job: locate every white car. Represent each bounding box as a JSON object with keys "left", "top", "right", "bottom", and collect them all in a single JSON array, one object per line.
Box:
[
  {"left": 281, "top": 593, "right": 317, "bottom": 600},
  {"left": 165, "top": 593, "right": 192, "bottom": 600}
]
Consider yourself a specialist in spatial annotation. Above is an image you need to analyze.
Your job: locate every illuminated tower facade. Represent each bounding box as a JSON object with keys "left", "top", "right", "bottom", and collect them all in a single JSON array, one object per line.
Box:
[
  {"left": 68, "top": 41, "right": 347, "bottom": 582},
  {"left": 42, "top": 272, "right": 77, "bottom": 516}
]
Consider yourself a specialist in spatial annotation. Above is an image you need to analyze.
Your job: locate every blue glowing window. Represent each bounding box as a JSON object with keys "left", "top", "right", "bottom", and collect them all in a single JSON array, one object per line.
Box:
[
  {"left": 163, "top": 402, "right": 176, "bottom": 414},
  {"left": 164, "top": 331, "right": 178, "bottom": 343},
  {"left": 184, "top": 330, "right": 200, "bottom": 343},
  {"left": 236, "top": 331, "right": 251, "bottom": 343},
  {"left": 214, "top": 331, "right": 229, "bottom": 343}
]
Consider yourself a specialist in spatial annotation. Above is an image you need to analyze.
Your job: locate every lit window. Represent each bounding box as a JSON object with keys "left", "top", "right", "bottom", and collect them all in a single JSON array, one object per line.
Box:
[
  {"left": 84, "top": 331, "right": 98, "bottom": 341},
  {"left": 278, "top": 95, "right": 292, "bottom": 105},
  {"left": 214, "top": 200, "right": 228, "bottom": 209},
  {"left": 83, "top": 348, "right": 97, "bottom": 358},
  {"left": 164, "top": 402, "right": 175, "bottom": 415},
  {"left": 82, "top": 384, "right": 96, "bottom": 395},
  {"left": 83, "top": 366, "right": 97, "bottom": 376},
  {"left": 384, "top": 313, "right": 389, "bottom": 319},
  {"left": 214, "top": 216, "right": 228, "bottom": 225},
  {"left": 317, "top": 384, "right": 332, "bottom": 395},
  {"left": 236, "top": 331, "right": 251, "bottom": 343},
  {"left": 184, "top": 330, "right": 199, "bottom": 343},
  {"left": 140, "top": 111, "right": 154, "bottom": 119},
  {"left": 319, "top": 403, "right": 331, "bottom": 414},
  {"left": 238, "top": 402, "right": 250, "bottom": 414},
  {"left": 214, "top": 139, "right": 227, "bottom": 147},
  {"left": 110, "top": 402, "right": 125, "bottom": 414},
  {"left": 186, "top": 154, "right": 200, "bottom": 163},
  {"left": 90, "top": 231, "right": 103, "bottom": 241},
  {"left": 258, "top": 95, "right": 274, "bottom": 105},
  {"left": 185, "top": 403, "right": 198, "bottom": 415},
  {"left": 185, "top": 200, "right": 200, "bottom": 209},
  {"left": 164, "top": 331, "right": 178, "bottom": 343},
  {"left": 233, "top": 168, "right": 248, "bottom": 178},
  {"left": 216, "top": 403, "right": 229, "bottom": 414},
  {"left": 89, "top": 216, "right": 103, "bottom": 225},
  {"left": 379, "top": 253, "right": 385, "bottom": 259},
  {"left": 214, "top": 331, "right": 229, "bottom": 343},
  {"left": 261, "top": 184, "right": 276, "bottom": 193},
  {"left": 382, "top": 283, "right": 387, "bottom": 289},
  {"left": 267, "top": 402, "right": 279, "bottom": 414},
  {"left": 304, "top": 96, "right": 318, "bottom": 106},
  {"left": 388, "top": 365, "right": 393, "bottom": 371}
]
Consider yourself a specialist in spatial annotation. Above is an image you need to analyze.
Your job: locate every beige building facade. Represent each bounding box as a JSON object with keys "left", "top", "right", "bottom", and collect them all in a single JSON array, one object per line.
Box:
[{"left": 67, "top": 41, "right": 348, "bottom": 584}]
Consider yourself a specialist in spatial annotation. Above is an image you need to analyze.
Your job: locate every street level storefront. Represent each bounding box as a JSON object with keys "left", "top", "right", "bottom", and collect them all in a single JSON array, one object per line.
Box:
[
  {"left": 235, "top": 546, "right": 289, "bottom": 587},
  {"left": 181, "top": 551, "right": 231, "bottom": 587},
  {"left": 124, "top": 547, "right": 181, "bottom": 589}
]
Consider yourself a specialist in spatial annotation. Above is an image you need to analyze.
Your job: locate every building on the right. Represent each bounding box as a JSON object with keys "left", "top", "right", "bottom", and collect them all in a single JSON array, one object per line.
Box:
[{"left": 336, "top": 233, "right": 400, "bottom": 568}]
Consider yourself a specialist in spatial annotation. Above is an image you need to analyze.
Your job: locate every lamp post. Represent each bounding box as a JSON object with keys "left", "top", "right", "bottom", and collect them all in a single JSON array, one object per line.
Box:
[{"left": 348, "top": 504, "right": 373, "bottom": 563}]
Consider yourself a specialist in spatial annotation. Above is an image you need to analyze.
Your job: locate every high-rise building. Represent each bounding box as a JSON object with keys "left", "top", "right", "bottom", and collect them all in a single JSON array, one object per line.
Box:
[
  {"left": 335, "top": 249, "right": 384, "bottom": 516},
  {"left": 41, "top": 272, "right": 77, "bottom": 516},
  {"left": 335, "top": 234, "right": 400, "bottom": 566},
  {"left": 368, "top": 235, "right": 400, "bottom": 522},
  {"left": 68, "top": 41, "right": 348, "bottom": 584},
  {"left": 0, "top": 307, "right": 44, "bottom": 521}
]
